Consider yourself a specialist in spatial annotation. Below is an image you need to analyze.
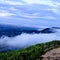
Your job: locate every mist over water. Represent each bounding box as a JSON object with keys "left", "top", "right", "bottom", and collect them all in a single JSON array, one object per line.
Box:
[{"left": 0, "top": 33, "right": 60, "bottom": 51}]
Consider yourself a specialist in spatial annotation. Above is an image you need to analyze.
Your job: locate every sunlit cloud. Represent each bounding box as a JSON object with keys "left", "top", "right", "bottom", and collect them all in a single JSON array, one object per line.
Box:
[
  {"left": 0, "top": 10, "right": 15, "bottom": 17},
  {"left": 0, "top": 13, "right": 14, "bottom": 17}
]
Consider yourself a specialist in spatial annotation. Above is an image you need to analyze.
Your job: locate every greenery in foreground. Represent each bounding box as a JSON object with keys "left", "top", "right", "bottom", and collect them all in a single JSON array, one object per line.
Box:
[{"left": 0, "top": 40, "right": 60, "bottom": 60}]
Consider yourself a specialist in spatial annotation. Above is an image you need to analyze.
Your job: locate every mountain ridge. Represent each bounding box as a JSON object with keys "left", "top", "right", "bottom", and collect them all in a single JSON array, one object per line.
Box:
[{"left": 0, "top": 24, "right": 60, "bottom": 37}]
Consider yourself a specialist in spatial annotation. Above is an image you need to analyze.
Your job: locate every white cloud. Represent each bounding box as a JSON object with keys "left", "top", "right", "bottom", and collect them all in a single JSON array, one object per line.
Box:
[
  {"left": 0, "top": 0, "right": 60, "bottom": 8},
  {"left": 22, "top": 15, "right": 55, "bottom": 19},
  {"left": 20, "top": 0, "right": 60, "bottom": 15},
  {"left": 0, "top": 0, "right": 60, "bottom": 15},
  {"left": 0, "top": 10, "right": 15, "bottom": 17},
  {"left": 47, "top": 7, "right": 60, "bottom": 15},
  {"left": 0, "top": 33, "right": 60, "bottom": 50},
  {"left": 5, "top": 1, "right": 24, "bottom": 5},
  {"left": 0, "top": 13, "right": 13, "bottom": 17},
  {"left": 0, "top": 0, "right": 24, "bottom": 5},
  {"left": 9, "top": 7, "right": 17, "bottom": 11},
  {"left": 0, "top": 0, "right": 23, "bottom": 6},
  {"left": 17, "top": 12, "right": 55, "bottom": 19},
  {"left": 22, "top": 0, "right": 60, "bottom": 7},
  {"left": 0, "top": 0, "right": 60, "bottom": 26}
]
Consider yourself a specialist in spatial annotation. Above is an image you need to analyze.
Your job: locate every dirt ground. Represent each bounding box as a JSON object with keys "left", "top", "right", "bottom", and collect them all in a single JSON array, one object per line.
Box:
[{"left": 42, "top": 48, "right": 60, "bottom": 60}]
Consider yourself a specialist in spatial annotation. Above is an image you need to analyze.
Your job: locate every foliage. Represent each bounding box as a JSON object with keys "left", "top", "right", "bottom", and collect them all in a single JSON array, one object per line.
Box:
[{"left": 0, "top": 40, "right": 60, "bottom": 60}]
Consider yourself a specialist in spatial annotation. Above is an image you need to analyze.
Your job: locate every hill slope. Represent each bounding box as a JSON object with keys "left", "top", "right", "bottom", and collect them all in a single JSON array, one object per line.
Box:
[{"left": 0, "top": 40, "right": 60, "bottom": 60}]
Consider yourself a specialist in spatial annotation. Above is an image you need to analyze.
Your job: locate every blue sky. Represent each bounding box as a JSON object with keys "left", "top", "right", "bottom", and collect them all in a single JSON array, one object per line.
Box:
[{"left": 0, "top": 0, "right": 60, "bottom": 27}]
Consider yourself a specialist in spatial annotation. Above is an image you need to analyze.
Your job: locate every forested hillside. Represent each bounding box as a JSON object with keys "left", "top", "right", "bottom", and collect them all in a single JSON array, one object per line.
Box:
[{"left": 0, "top": 40, "right": 60, "bottom": 60}]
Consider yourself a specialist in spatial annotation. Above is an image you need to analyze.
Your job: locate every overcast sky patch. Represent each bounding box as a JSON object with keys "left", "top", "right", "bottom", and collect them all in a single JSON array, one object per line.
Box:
[{"left": 0, "top": 0, "right": 60, "bottom": 27}]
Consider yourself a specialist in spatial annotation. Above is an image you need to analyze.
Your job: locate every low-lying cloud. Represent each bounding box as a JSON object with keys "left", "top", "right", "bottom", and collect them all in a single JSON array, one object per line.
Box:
[{"left": 0, "top": 33, "right": 60, "bottom": 51}]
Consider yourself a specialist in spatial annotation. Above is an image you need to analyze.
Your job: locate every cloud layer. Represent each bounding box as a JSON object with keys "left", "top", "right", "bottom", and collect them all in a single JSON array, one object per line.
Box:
[
  {"left": 0, "top": 0, "right": 60, "bottom": 27},
  {"left": 0, "top": 33, "right": 60, "bottom": 51}
]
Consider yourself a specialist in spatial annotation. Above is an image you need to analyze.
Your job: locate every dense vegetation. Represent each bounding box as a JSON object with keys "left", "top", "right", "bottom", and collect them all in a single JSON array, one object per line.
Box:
[
  {"left": 0, "top": 24, "right": 40, "bottom": 37},
  {"left": 0, "top": 24, "right": 59, "bottom": 37},
  {"left": 0, "top": 40, "right": 60, "bottom": 60}
]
